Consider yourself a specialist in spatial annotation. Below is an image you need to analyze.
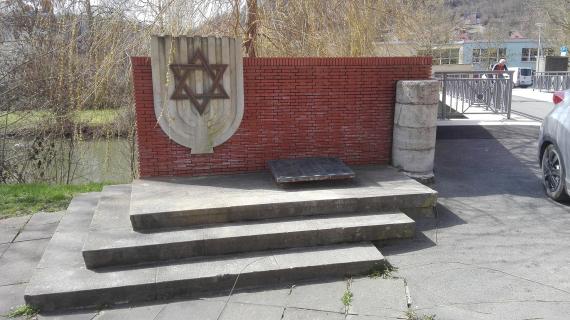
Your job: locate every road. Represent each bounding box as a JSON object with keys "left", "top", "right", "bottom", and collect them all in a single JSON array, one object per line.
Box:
[{"left": 511, "top": 88, "right": 554, "bottom": 121}]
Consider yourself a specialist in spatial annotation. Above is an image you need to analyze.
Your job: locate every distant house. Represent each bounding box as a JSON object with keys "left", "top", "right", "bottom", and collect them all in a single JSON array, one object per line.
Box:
[
  {"left": 461, "top": 39, "right": 556, "bottom": 71},
  {"left": 374, "top": 38, "right": 557, "bottom": 71}
]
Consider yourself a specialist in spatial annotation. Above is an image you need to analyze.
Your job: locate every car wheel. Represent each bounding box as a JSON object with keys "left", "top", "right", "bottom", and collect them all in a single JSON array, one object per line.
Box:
[{"left": 542, "top": 144, "right": 569, "bottom": 201}]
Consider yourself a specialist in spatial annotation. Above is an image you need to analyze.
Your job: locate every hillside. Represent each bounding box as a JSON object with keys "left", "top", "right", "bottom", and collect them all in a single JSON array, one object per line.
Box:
[{"left": 446, "top": 0, "right": 537, "bottom": 40}]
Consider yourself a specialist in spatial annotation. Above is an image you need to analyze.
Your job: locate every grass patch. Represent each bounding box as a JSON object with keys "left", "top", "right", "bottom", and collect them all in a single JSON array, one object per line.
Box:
[
  {"left": 3, "top": 111, "right": 54, "bottom": 130},
  {"left": 405, "top": 310, "right": 437, "bottom": 320},
  {"left": 5, "top": 304, "right": 39, "bottom": 319},
  {"left": 369, "top": 260, "right": 398, "bottom": 279},
  {"left": 75, "top": 109, "right": 120, "bottom": 126},
  {"left": 0, "top": 183, "right": 106, "bottom": 219}
]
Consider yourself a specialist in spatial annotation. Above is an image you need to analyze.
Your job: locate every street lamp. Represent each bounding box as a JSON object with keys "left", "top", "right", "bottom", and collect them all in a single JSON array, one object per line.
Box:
[{"left": 536, "top": 22, "right": 545, "bottom": 72}]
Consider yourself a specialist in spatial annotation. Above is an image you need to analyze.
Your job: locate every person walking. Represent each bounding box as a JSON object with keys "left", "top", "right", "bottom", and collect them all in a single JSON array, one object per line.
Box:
[{"left": 492, "top": 58, "right": 508, "bottom": 78}]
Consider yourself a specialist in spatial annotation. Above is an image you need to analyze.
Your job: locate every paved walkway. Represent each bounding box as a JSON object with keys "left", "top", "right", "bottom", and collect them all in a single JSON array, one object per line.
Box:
[
  {"left": 512, "top": 87, "right": 553, "bottom": 103},
  {"left": 438, "top": 92, "right": 541, "bottom": 126},
  {"left": 438, "top": 87, "right": 555, "bottom": 124},
  {"left": 383, "top": 125, "right": 570, "bottom": 319},
  {"left": 0, "top": 212, "right": 64, "bottom": 319}
]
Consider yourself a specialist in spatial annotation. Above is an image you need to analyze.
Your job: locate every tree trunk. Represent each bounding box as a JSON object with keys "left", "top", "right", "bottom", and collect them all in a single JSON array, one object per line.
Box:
[{"left": 245, "top": 0, "right": 258, "bottom": 57}]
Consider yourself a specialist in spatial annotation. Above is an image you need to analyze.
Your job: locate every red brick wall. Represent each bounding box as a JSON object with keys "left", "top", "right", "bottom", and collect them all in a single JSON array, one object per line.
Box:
[{"left": 131, "top": 56, "right": 432, "bottom": 177}]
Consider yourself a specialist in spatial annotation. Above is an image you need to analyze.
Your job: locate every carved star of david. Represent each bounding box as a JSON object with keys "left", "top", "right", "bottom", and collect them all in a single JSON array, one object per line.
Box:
[{"left": 169, "top": 49, "right": 229, "bottom": 115}]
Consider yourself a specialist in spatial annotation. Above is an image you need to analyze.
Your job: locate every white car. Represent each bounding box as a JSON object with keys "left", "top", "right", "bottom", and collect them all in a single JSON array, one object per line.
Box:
[
  {"left": 510, "top": 67, "right": 533, "bottom": 87},
  {"left": 538, "top": 90, "right": 570, "bottom": 200}
]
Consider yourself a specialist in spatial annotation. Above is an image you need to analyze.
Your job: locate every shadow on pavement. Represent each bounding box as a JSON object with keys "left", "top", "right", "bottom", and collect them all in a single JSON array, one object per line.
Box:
[{"left": 434, "top": 125, "right": 545, "bottom": 199}]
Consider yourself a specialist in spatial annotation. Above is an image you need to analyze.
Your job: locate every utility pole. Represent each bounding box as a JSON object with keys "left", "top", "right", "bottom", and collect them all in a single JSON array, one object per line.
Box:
[{"left": 535, "top": 23, "right": 545, "bottom": 72}]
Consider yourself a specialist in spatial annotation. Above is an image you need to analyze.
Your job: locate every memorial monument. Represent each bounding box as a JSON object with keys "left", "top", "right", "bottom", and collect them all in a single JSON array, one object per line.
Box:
[{"left": 24, "top": 36, "right": 438, "bottom": 312}]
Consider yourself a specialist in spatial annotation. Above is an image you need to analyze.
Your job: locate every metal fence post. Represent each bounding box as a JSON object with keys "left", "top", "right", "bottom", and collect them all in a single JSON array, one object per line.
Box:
[
  {"left": 507, "top": 71, "right": 513, "bottom": 119},
  {"left": 442, "top": 74, "right": 447, "bottom": 120}
]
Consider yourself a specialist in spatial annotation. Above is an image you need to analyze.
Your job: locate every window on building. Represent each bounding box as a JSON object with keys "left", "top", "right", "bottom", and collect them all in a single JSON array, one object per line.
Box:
[
  {"left": 472, "top": 48, "right": 506, "bottom": 66},
  {"left": 418, "top": 48, "right": 460, "bottom": 65},
  {"left": 521, "top": 48, "right": 538, "bottom": 61}
]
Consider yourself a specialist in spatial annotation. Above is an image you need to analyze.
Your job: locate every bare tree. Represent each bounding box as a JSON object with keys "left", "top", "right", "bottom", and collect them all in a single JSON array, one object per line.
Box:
[{"left": 245, "top": 0, "right": 257, "bottom": 57}]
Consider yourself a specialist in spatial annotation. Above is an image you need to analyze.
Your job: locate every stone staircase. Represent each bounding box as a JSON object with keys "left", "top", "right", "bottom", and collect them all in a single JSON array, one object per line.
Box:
[{"left": 24, "top": 166, "right": 437, "bottom": 312}]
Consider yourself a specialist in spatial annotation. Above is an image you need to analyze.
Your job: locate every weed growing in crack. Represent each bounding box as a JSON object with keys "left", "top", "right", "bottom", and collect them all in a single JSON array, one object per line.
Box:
[
  {"left": 369, "top": 260, "right": 398, "bottom": 279},
  {"left": 405, "top": 310, "right": 437, "bottom": 320},
  {"left": 341, "top": 277, "right": 354, "bottom": 315},
  {"left": 341, "top": 289, "right": 353, "bottom": 307},
  {"left": 5, "top": 305, "right": 39, "bottom": 319}
]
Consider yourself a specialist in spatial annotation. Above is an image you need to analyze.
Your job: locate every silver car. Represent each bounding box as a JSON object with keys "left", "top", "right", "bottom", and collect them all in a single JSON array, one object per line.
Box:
[{"left": 538, "top": 90, "right": 570, "bottom": 201}]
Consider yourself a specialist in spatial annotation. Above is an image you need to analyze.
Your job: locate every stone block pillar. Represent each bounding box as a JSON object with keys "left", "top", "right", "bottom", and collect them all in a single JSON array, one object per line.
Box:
[{"left": 392, "top": 80, "right": 439, "bottom": 181}]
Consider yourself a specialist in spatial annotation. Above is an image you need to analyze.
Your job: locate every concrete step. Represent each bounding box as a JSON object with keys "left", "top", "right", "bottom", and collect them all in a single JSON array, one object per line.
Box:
[
  {"left": 25, "top": 194, "right": 385, "bottom": 311},
  {"left": 83, "top": 185, "right": 415, "bottom": 269},
  {"left": 130, "top": 166, "right": 437, "bottom": 230}
]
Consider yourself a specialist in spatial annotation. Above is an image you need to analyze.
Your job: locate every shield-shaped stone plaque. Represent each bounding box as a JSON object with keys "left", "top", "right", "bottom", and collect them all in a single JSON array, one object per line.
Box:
[{"left": 150, "top": 35, "right": 244, "bottom": 154}]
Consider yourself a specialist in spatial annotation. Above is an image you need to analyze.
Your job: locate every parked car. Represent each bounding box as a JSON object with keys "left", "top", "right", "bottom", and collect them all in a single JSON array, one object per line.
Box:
[
  {"left": 538, "top": 90, "right": 570, "bottom": 201},
  {"left": 510, "top": 67, "right": 533, "bottom": 87}
]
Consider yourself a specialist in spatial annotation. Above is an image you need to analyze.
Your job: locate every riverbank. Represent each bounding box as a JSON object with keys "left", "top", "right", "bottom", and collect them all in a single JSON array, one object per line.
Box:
[
  {"left": 0, "top": 183, "right": 107, "bottom": 219},
  {"left": 1, "top": 109, "right": 132, "bottom": 138}
]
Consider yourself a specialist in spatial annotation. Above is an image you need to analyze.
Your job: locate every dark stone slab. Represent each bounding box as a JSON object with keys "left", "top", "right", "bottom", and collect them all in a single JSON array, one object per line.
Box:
[{"left": 267, "top": 157, "right": 355, "bottom": 183}]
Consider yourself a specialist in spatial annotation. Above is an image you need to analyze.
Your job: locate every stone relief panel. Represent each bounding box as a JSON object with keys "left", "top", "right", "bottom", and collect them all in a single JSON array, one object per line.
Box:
[{"left": 151, "top": 36, "right": 244, "bottom": 154}]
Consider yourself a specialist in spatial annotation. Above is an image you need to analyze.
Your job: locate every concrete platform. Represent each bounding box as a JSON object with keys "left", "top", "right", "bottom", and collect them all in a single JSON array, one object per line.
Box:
[
  {"left": 26, "top": 166, "right": 439, "bottom": 312},
  {"left": 83, "top": 186, "right": 414, "bottom": 268},
  {"left": 25, "top": 194, "right": 385, "bottom": 311},
  {"left": 130, "top": 166, "right": 437, "bottom": 230}
]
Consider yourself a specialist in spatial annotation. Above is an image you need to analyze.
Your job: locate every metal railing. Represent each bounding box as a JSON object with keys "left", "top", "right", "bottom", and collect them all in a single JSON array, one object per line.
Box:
[
  {"left": 533, "top": 71, "right": 570, "bottom": 92},
  {"left": 434, "top": 71, "right": 514, "bottom": 120}
]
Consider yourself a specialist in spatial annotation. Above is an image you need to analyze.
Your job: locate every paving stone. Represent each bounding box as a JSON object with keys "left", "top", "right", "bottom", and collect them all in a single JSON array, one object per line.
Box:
[
  {"left": 38, "top": 310, "right": 98, "bottom": 319},
  {"left": 0, "top": 215, "right": 31, "bottom": 229},
  {"left": 205, "top": 287, "right": 291, "bottom": 307},
  {"left": 348, "top": 278, "right": 408, "bottom": 318},
  {"left": 0, "top": 244, "right": 9, "bottom": 258},
  {"left": 282, "top": 308, "right": 345, "bottom": 320},
  {"left": 287, "top": 280, "right": 348, "bottom": 314},
  {"left": 156, "top": 300, "right": 284, "bottom": 320},
  {"left": 153, "top": 300, "right": 225, "bottom": 320},
  {"left": 0, "top": 283, "right": 26, "bottom": 316},
  {"left": 0, "top": 217, "right": 30, "bottom": 244},
  {"left": 14, "top": 223, "right": 58, "bottom": 242},
  {"left": 93, "top": 304, "right": 164, "bottom": 320},
  {"left": 220, "top": 302, "right": 284, "bottom": 320},
  {"left": 346, "top": 315, "right": 398, "bottom": 320},
  {"left": 27, "top": 212, "right": 65, "bottom": 226},
  {"left": 0, "top": 239, "right": 50, "bottom": 286},
  {"left": 0, "top": 228, "right": 19, "bottom": 244}
]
